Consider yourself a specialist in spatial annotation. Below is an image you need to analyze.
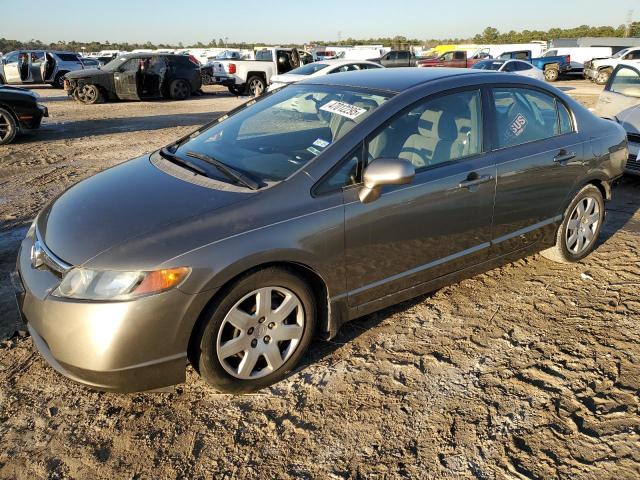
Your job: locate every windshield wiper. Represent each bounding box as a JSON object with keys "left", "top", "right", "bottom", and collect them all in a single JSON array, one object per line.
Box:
[
  {"left": 186, "top": 151, "right": 261, "bottom": 190},
  {"left": 159, "top": 148, "right": 209, "bottom": 177}
]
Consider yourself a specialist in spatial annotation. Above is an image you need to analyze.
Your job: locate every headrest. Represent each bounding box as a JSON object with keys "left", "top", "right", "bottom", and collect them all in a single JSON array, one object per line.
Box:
[
  {"left": 418, "top": 109, "right": 441, "bottom": 137},
  {"left": 438, "top": 110, "right": 460, "bottom": 142}
]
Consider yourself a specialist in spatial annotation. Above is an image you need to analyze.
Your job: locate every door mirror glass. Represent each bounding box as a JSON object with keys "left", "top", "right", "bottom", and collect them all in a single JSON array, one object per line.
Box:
[{"left": 359, "top": 158, "right": 415, "bottom": 203}]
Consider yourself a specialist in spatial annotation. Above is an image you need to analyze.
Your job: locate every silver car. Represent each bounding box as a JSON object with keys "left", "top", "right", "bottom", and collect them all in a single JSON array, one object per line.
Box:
[
  {"left": 595, "top": 60, "right": 640, "bottom": 175},
  {"left": 0, "top": 50, "right": 85, "bottom": 88}
]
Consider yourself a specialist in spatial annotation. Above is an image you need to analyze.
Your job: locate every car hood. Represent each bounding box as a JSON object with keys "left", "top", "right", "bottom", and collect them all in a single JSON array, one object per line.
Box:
[
  {"left": 0, "top": 85, "right": 37, "bottom": 99},
  {"left": 65, "top": 68, "right": 110, "bottom": 79},
  {"left": 270, "top": 73, "right": 306, "bottom": 84},
  {"left": 37, "top": 155, "right": 251, "bottom": 268}
]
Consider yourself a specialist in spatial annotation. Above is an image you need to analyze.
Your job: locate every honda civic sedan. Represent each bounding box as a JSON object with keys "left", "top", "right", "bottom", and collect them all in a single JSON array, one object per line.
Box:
[{"left": 14, "top": 68, "right": 627, "bottom": 393}]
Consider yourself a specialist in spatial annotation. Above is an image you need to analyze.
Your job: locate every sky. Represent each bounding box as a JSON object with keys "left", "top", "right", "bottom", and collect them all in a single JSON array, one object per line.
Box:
[{"left": 1, "top": 0, "right": 638, "bottom": 45}]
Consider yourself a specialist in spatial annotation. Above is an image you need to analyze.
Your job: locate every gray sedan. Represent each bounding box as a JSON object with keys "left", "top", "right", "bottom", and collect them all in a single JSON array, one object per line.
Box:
[{"left": 15, "top": 68, "right": 627, "bottom": 393}]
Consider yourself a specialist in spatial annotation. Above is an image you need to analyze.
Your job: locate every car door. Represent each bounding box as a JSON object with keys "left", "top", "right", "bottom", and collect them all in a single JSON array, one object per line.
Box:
[
  {"left": 396, "top": 51, "right": 410, "bottom": 67},
  {"left": 3, "top": 52, "right": 23, "bottom": 83},
  {"left": 30, "top": 51, "right": 45, "bottom": 82},
  {"left": 113, "top": 58, "right": 140, "bottom": 100},
  {"left": 489, "top": 86, "right": 586, "bottom": 255},
  {"left": 343, "top": 88, "right": 496, "bottom": 308},
  {"left": 452, "top": 51, "right": 467, "bottom": 68},
  {"left": 597, "top": 65, "right": 640, "bottom": 120}
]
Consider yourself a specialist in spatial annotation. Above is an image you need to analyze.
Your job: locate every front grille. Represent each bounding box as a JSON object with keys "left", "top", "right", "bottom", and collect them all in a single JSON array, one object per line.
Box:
[
  {"left": 627, "top": 133, "right": 640, "bottom": 144},
  {"left": 627, "top": 154, "right": 640, "bottom": 173}
]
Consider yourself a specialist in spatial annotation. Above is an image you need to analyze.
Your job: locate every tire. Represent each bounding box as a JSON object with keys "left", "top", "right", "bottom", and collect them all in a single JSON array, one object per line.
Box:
[
  {"left": 0, "top": 107, "right": 18, "bottom": 145},
  {"left": 246, "top": 75, "right": 266, "bottom": 96},
  {"left": 544, "top": 67, "right": 559, "bottom": 82},
  {"left": 595, "top": 68, "right": 611, "bottom": 86},
  {"left": 51, "top": 72, "right": 66, "bottom": 89},
  {"left": 169, "top": 79, "right": 191, "bottom": 100},
  {"left": 74, "top": 84, "right": 101, "bottom": 104},
  {"left": 0, "top": 74, "right": 5, "bottom": 85},
  {"left": 541, "top": 185, "right": 605, "bottom": 263},
  {"left": 194, "top": 267, "right": 317, "bottom": 394}
]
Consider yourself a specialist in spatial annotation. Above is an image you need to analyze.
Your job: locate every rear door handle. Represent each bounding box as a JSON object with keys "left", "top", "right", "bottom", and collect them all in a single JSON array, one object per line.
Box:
[
  {"left": 554, "top": 150, "right": 576, "bottom": 164},
  {"left": 459, "top": 174, "right": 494, "bottom": 189}
]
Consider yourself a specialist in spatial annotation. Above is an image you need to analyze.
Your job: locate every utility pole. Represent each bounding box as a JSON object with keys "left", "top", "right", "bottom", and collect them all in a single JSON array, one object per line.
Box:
[{"left": 625, "top": 10, "right": 634, "bottom": 37}]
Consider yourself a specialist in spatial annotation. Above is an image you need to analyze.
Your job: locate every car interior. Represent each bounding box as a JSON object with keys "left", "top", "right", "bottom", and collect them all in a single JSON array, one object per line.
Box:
[{"left": 367, "top": 91, "right": 482, "bottom": 169}]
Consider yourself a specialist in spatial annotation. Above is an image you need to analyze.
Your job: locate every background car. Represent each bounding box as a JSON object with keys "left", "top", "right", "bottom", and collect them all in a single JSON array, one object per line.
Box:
[
  {"left": 595, "top": 60, "right": 640, "bottom": 175},
  {"left": 64, "top": 53, "right": 202, "bottom": 104},
  {"left": 80, "top": 57, "right": 101, "bottom": 69},
  {"left": 472, "top": 59, "right": 546, "bottom": 81},
  {"left": 16, "top": 69, "right": 627, "bottom": 394},
  {"left": 0, "top": 85, "right": 48, "bottom": 145},
  {"left": 0, "top": 50, "right": 85, "bottom": 88},
  {"left": 267, "top": 59, "right": 384, "bottom": 91}
]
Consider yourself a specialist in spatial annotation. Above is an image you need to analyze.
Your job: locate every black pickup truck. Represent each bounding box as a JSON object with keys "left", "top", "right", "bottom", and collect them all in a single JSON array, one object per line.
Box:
[{"left": 369, "top": 50, "right": 418, "bottom": 68}]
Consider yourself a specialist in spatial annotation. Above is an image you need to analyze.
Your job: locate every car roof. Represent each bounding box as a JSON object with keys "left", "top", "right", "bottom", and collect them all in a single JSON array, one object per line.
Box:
[
  {"left": 315, "top": 59, "right": 381, "bottom": 66},
  {"left": 298, "top": 67, "right": 482, "bottom": 93}
]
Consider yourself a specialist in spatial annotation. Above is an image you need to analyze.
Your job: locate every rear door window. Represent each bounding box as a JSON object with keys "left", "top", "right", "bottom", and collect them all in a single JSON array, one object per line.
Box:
[
  {"left": 492, "top": 87, "right": 571, "bottom": 148},
  {"left": 56, "top": 53, "right": 80, "bottom": 62}
]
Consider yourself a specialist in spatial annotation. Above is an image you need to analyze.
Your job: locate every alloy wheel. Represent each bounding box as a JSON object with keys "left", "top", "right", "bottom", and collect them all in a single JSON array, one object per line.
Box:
[
  {"left": 216, "top": 286, "right": 305, "bottom": 380},
  {"left": 565, "top": 196, "right": 600, "bottom": 255},
  {"left": 0, "top": 111, "right": 12, "bottom": 142},
  {"left": 249, "top": 78, "right": 264, "bottom": 96},
  {"left": 76, "top": 85, "right": 98, "bottom": 103},
  {"left": 171, "top": 80, "right": 190, "bottom": 99}
]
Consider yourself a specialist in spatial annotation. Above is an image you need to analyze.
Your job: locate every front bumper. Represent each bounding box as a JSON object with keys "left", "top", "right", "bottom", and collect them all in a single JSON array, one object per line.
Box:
[
  {"left": 17, "top": 104, "right": 48, "bottom": 130},
  {"left": 16, "top": 234, "right": 211, "bottom": 392},
  {"left": 584, "top": 68, "right": 597, "bottom": 79}
]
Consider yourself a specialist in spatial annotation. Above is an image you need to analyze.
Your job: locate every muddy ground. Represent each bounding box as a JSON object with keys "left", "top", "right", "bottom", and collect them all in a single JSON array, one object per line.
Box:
[{"left": 0, "top": 80, "right": 639, "bottom": 479}]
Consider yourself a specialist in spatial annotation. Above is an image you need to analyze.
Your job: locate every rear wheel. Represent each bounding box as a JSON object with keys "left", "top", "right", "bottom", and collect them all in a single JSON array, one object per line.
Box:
[
  {"left": 246, "top": 75, "right": 266, "bottom": 96},
  {"left": 0, "top": 108, "right": 18, "bottom": 145},
  {"left": 74, "top": 84, "right": 101, "bottom": 104},
  {"left": 169, "top": 79, "right": 191, "bottom": 100},
  {"left": 51, "top": 72, "right": 66, "bottom": 89},
  {"left": 195, "top": 267, "right": 316, "bottom": 393},
  {"left": 544, "top": 66, "right": 559, "bottom": 82},
  {"left": 541, "top": 185, "right": 604, "bottom": 263},
  {"left": 595, "top": 68, "right": 612, "bottom": 85}
]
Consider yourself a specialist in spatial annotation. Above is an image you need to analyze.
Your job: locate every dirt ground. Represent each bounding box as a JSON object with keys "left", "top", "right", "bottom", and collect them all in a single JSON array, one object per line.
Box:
[{"left": 0, "top": 79, "right": 639, "bottom": 479}]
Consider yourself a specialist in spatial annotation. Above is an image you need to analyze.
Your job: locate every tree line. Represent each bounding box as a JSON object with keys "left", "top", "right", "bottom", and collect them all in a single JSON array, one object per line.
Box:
[{"left": 1, "top": 23, "right": 638, "bottom": 54}]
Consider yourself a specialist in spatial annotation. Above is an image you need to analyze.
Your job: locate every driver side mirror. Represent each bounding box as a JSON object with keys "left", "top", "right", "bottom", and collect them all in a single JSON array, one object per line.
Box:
[{"left": 359, "top": 158, "right": 415, "bottom": 204}]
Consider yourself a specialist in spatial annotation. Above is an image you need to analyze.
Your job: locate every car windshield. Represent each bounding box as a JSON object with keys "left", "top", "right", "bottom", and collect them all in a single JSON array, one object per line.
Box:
[
  {"left": 472, "top": 60, "right": 504, "bottom": 71},
  {"left": 174, "top": 84, "right": 391, "bottom": 184},
  {"left": 612, "top": 49, "right": 630, "bottom": 59},
  {"left": 287, "top": 63, "right": 330, "bottom": 76},
  {"left": 101, "top": 56, "right": 130, "bottom": 71}
]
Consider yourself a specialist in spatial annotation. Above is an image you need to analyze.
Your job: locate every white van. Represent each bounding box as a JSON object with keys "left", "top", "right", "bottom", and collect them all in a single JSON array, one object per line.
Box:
[{"left": 543, "top": 47, "right": 612, "bottom": 73}]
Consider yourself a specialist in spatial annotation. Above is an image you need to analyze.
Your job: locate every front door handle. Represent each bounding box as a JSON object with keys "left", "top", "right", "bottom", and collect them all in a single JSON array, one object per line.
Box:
[
  {"left": 459, "top": 174, "right": 494, "bottom": 190},
  {"left": 554, "top": 150, "right": 576, "bottom": 164}
]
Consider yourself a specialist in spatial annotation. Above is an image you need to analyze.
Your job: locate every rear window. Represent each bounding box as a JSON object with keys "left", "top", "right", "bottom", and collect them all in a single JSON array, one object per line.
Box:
[{"left": 56, "top": 53, "right": 80, "bottom": 62}]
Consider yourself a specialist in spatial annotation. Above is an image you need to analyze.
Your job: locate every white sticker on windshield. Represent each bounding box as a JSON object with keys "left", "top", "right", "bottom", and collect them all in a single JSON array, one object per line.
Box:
[
  {"left": 313, "top": 138, "right": 330, "bottom": 148},
  {"left": 320, "top": 100, "right": 367, "bottom": 120}
]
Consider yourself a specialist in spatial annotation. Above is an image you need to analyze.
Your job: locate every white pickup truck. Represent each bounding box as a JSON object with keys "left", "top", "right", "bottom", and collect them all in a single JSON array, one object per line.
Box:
[
  {"left": 584, "top": 47, "right": 640, "bottom": 84},
  {"left": 208, "top": 47, "right": 303, "bottom": 96}
]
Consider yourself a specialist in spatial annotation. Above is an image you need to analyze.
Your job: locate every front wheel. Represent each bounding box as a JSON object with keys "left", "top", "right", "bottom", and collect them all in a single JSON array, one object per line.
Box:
[
  {"left": 74, "top": 84, "right": 101, "bottom": 104},
  {"left": 0, "top": 108, "right": 18, "bottom": 145},
  {"left": 595, "top": 69, "right": 612, "bottom": 86},
  {"left": 194, "top": 268, "right": 316, "bottom": 393},
  {"left": 541, "top": 184, "right": 604, "bottom": 263},
  {"left": 169, "top": 79, "right": 191, "bottom": 100},
  {"left": 51, "top": 72, "right": 66, "bottom": 89}
]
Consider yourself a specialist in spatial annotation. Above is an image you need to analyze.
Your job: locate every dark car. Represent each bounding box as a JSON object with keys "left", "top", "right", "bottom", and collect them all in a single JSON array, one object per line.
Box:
[
  {"left": 0, "top": 85, "right": 48, "bottom": 145},
  {"left": 15, "top": 68, "right": 626, "bottom": 394},
  {"left": 370, "top": 50, "right": 418, "bottom": 68},
  {"left": 64, "top": 53, "right": 202, "bottom": 104}
]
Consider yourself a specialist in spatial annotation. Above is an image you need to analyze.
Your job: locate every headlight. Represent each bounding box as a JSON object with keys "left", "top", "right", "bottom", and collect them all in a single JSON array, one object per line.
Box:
[
  {"left": 26, "top": 218, "right": 37, "bottom": 239},
  {"left": 52, "top": 267, "right": 190, "bottom": 301}
]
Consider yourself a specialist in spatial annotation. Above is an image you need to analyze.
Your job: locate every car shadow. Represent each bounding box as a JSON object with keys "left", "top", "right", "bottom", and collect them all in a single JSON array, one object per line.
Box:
[
  {"left": 598, "top": 175, "right": 640, "bottom": 244},
  {"left": 10, "top": 111, "right": 225, "bottom": 143}
]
